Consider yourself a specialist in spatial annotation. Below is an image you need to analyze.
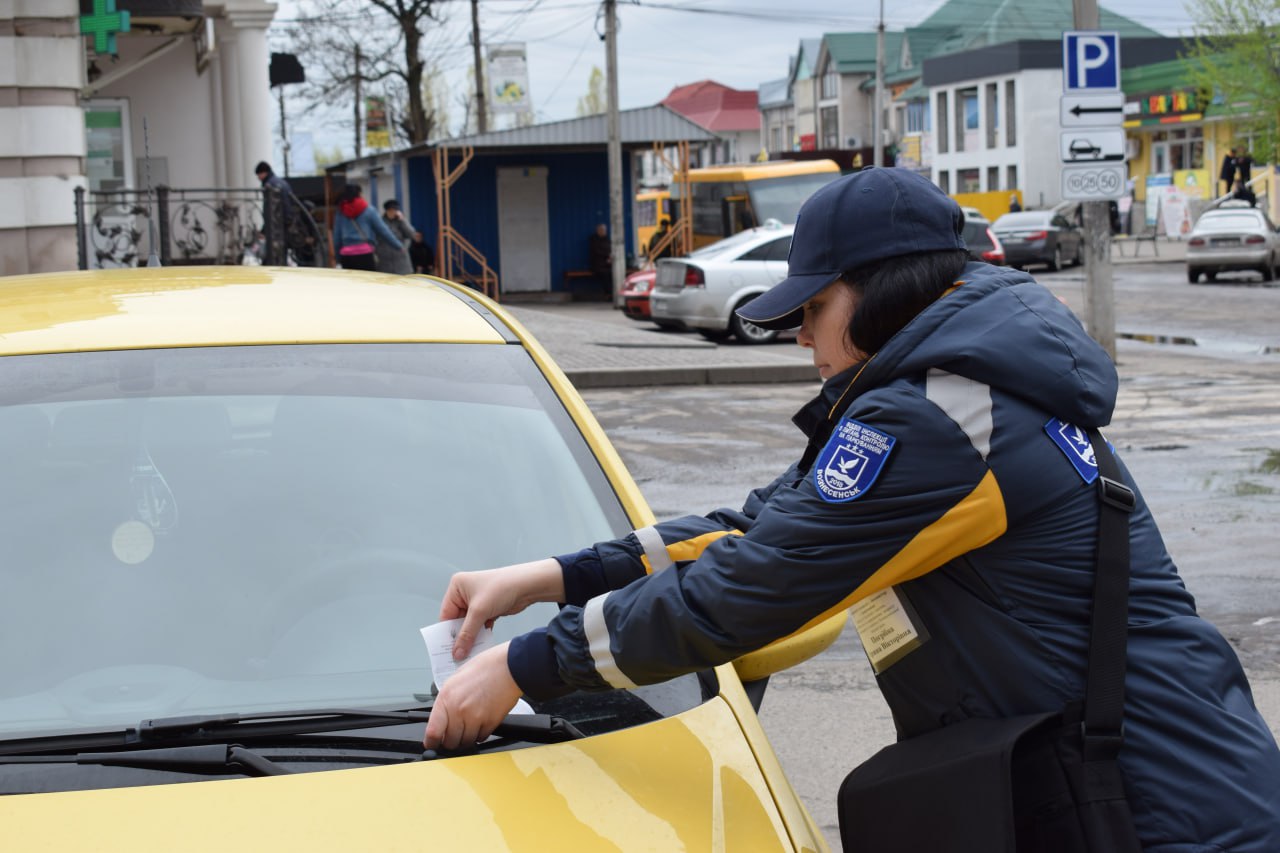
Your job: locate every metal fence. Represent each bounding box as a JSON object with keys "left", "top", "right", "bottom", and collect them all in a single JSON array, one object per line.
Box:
[{"left": 74, "top": 185, "right": 327, "bottom": 270}]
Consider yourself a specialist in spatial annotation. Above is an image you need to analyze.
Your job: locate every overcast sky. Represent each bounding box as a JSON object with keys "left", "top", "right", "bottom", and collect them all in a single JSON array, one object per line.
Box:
[{"left": 268, "top": 0, "right": 1201, "bottom": 165}]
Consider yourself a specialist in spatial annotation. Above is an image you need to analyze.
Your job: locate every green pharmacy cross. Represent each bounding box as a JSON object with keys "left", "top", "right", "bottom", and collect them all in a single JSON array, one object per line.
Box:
[{"left": 81, "top": 0, "right": 131, "bottom": 55}]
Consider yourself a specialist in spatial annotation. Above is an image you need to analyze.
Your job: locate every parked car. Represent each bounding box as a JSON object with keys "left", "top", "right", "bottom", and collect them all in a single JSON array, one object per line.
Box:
[
  {"left": 0, "top": 266, "right": 844, "bottom": 850},
  {"left": 650, "top": 222, "right": 794, "bottom": 344},
  {"left": 1186, "top": 204, "right": 1280, "bottom": 283},
  {"left": 992, "top": 210, "right": 1083, "bottom": 271},
  {"left": 621, "top": 267, "right": 656, "bottom": 321},
  {"left": 960, "top": 216, "right": 1006, "bottom": 266},
  {"left": 621, "top": 267, "right": 682, "bottom": 329}
]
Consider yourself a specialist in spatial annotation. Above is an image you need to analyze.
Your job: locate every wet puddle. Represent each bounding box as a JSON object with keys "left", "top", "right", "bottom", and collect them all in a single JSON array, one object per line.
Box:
[{"left": 1119, "top": 332, "right": 1279, "bottom": 355}]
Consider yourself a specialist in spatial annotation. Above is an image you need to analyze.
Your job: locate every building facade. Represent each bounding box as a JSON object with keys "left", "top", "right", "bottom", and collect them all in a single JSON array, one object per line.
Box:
[{"left": 2, "top": 0, "right": 277, "bottom": 275}]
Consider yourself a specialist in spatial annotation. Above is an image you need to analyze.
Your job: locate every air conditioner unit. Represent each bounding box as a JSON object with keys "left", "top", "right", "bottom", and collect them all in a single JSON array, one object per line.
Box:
[{"left": 847, "top": 136, "right": 860, "bottom": 148}]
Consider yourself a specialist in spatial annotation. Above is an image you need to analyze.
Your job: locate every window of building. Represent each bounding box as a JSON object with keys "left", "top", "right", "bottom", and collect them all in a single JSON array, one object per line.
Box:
[
  {"left": 956, "top": 88, "right": 978, "bottom": 153},
  {"left": 985, "top": 83, "right": 999, "bottom": 149},
  {"left": 936, "top": 92, "right": 949, "bottom": 155},
  {"left": 785, "top": 124, "right": 795, "bottom": 150},
  {"left": 987, "top": 166, "right": 999, "bottom": 191},
  {"left": 938, "top": 170, "right": 950, "bottom": 194},
  {"left": 958, "top": 168, "right": 981, "bottom": 193},
  {"left": 1151, "top": 127, "right": 1205, "bottom": 173},
  {"left": 1005, "top": 80, "right": 1016, "bottom": 147},
  {"left": 906, "top": 101, "right": 926, "bottom": 134},
  {"left": 821, "top": 105, "right": 839, "bottom": 149},
  {"left": 770, "top": 126, "right": 783, "bottom": 152},
  {"left": 1007, "top": 164, "right": 1017, "bottom": 191},
  {"left": 821, "top": 68, "right": 839, "bottom": 100}
]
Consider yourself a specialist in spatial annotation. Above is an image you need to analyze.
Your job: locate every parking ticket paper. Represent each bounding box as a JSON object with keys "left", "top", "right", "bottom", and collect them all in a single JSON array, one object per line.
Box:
[{"left": 421, "top": 619, "right": 496, "bottom": 691}]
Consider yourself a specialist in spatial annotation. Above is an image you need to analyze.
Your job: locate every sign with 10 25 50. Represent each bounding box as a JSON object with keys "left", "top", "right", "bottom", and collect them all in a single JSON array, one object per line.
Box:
[{"left": 1060, "top": 31, "right": 1126, "bottom": 202}]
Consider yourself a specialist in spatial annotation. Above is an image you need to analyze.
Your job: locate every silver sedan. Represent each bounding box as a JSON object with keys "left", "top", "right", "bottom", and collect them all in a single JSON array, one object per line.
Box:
[
  {"left": 1186, "top": 205, "right": 1280, "bottom": 283},
  {"left": 650, "top": 223, "right": 794, "bottom": 344}
]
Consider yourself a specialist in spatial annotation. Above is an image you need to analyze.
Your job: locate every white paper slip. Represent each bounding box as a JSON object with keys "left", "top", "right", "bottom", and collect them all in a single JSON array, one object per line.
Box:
[{"left": 420, "top": 618, "right": 497, "bottom": 691}]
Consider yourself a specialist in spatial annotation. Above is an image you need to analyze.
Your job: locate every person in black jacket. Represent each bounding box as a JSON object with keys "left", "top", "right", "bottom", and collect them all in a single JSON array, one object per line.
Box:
[
  {"left": 424, "top": 168, "right": 1280, "bottom": 851},
  {"left": 588, "top": 223, "right": 612, "bottom": 295},
  {"left": 1219, "top": 148, "right": 1238, "bottom": 197}
]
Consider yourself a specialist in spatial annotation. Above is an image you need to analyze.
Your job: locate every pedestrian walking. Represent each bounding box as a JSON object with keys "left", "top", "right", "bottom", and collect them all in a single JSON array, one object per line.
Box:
[
  {"left": 423, "top": 167, "right": 1280, "bottom": 852},
  {"left": 377, "top": 199, "right": 415, "bottom": 275},
  {"left": 331, "top": 184, "right": 403, "bottom": 272}
]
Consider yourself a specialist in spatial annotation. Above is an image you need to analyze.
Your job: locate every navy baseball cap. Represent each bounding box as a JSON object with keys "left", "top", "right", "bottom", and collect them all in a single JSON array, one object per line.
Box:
[{"left": 736, "top": 167, "right": 966, "bottom": 330}]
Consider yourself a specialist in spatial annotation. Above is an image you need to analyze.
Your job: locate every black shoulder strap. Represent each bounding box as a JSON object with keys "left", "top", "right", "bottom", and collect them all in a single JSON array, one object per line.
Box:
[{"left": 1083, "top": 429, "right": 1136, "bottom": 762}]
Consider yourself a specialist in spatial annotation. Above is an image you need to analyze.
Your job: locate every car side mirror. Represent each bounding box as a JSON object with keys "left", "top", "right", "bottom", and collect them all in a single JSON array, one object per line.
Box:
[{"left": 732, "top": 609, "right": 849, "bottom": 682}]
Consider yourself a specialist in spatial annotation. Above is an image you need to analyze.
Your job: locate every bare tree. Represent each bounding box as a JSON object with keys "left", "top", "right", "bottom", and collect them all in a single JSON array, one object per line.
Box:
[{"left": 284, "top": 0, "right": 447, "bottom": 149}]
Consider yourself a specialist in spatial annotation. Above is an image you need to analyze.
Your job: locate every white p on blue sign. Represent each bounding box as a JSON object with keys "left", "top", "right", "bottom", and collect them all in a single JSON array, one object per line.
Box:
[{"left": 1063, "top": 31, "right": 1120, "bottom": 92}]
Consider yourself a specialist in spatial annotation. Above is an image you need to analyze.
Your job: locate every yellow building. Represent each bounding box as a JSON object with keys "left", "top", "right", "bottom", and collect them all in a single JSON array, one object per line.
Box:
[{"left": 1122, "top": 59, "right": 1275, "bottom": 232}]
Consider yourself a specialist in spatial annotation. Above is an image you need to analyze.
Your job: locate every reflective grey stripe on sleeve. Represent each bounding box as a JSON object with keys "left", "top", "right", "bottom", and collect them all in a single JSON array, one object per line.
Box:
[
  {"left": 633, "top": 525, "right": 674, "bottom": 573},
  {"left": 926, "top": 369, "right": 993, "bottom": 461},
  {"left": 584, "top": 592, "right": 638, "bottom": 689}
]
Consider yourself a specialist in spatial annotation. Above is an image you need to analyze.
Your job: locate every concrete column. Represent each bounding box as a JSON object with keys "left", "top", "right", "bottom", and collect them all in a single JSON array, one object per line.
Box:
[
  {"left": 224, "top": 1, "right": 276, "bottom": 186},
  {"left": 218, "top": 26, "right": 245, "bottom": 189},
  {"left": 0, "top": 0, "right": 86, "bottom": 274}
]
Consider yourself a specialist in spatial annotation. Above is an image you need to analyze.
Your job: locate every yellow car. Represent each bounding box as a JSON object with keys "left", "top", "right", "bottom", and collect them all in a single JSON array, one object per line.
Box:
[{"left": 0, "top": 267, "right": 842, "bottom": 851}]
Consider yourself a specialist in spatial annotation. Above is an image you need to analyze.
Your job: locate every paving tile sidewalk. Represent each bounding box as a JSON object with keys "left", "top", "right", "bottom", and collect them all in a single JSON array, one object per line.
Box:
[{"left": 505, "top": 302, "right": 818, "bottom": 389}]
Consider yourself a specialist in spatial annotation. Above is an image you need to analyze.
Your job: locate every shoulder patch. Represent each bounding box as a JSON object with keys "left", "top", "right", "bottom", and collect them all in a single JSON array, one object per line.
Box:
[
  {"left": 813, "top": 418, "right": 896, "bottom": 502},
  {"left": 1044, "top": 417, "right": 1098, "bottom": 483}
]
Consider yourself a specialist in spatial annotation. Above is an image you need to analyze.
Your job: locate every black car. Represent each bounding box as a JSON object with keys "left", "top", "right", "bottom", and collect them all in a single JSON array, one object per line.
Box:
[{"left": 992, "top": 211, "right": 1083, "bottom": 271}]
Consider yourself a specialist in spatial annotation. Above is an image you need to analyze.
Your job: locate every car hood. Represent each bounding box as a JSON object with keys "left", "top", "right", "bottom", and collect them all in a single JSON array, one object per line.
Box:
[{"left": 0, "top": 698, "right": 819, "bottom": 852}]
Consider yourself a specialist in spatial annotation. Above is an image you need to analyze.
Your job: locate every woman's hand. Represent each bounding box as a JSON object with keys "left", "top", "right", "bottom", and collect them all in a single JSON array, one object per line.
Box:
[
  {"left": 440, "top": 558, "right": 565, "bottom": 660},
  {"left": 423, "top": 643, "right": 522, "bottom": 750}
]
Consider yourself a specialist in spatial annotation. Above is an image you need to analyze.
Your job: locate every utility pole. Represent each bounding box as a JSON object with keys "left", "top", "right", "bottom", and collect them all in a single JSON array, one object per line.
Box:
[
  {"left": 1073, "top": 0, "right": 1116, "bottom": 359},
  {"left": 354, "top": 44, "right": 362, "bottom": 160},
  {"left": 873, "top": 0, "right": 884, "bottom": 167},
  {"left": 605, "top": 0, "right": 625, "bottom": 307},
  {"left": 471, "top": 0, "right": 488, "bottom": 134}
]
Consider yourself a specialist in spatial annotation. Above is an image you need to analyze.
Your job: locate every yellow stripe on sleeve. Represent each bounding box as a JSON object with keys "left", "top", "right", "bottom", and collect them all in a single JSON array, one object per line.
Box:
[{"left": 789, "top": 469, "right": 1007, "bottom": 635}]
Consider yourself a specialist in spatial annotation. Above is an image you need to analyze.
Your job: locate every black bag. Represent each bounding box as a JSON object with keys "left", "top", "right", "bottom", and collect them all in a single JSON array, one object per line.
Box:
[{"left": 838, "top": 430, "right": 1143, "bottom": 853}]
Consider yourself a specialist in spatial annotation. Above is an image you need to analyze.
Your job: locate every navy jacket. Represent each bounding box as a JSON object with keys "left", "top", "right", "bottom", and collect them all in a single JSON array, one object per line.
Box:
[{"left": 509, "top": 262, "right": 1280, "bottom": 851}]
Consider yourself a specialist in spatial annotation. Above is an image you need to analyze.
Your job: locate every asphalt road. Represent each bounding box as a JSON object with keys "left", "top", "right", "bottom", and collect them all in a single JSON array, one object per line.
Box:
[{"left": 579, "top": 262, "right": 1280, "bottom": 851}]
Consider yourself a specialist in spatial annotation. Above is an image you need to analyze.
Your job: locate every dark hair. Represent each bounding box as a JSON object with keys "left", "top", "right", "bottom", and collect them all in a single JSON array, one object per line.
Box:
[
  {"left": 383, "top": 199, "right": 400, "bottom": 211},
  {"left": 338, "top": 184, "right": 362, "bottom": 204},
  {"left": 843, "top": 249, "right": 970, "bottom": 355},
  {"left": 255, "top": 161, "right": 272, "bottom": 176}
]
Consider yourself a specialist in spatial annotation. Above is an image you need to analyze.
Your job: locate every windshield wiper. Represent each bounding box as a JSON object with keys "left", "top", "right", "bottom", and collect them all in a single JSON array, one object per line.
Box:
[
  {"left": 0, "top": 744, "right": 291, "bottom": 777},
  {"left": 0, "top": 705, "right": 584, "bottom": 756}
]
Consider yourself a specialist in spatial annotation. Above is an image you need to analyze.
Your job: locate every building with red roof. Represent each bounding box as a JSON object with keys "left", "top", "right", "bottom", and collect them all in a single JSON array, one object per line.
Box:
[{"left": 660, "top": 80, "right": 762, "bottom": 166}]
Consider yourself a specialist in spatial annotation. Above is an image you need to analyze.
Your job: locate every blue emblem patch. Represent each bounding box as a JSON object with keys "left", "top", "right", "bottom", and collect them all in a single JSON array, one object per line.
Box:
[
  {"left": 1045, "top": 417, "right": 1098, "bottom": 483},
  {"left": 814, "top": 418, "right": 896, "bottom": 502}
]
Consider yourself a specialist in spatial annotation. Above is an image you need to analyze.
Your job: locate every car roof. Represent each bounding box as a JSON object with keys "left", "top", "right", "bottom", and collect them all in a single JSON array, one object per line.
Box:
[
  {"left": 684, "top": 222, "right": 795, "bottom": 260},
  {"left": 0, "top": 267, "right": 509, "bottom": 357}
]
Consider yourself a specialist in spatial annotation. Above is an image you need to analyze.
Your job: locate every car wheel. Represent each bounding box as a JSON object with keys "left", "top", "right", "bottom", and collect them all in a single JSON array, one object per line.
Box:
[
  {"left": 1048, "top": 246, "right": 1062, "bottom": 272},
  {"left": 698, "top": 328, "right": 732, "bottom": 342},
  {"left": 1187, "top": 268, "right": 1201, "bottom": 284},
  {"left": 1206, "top": 271, "right": 1217, "bottom": 282},
  {"left": 729, "top": 303, "right": 779, "bottom": 345},
  {"left": 1260, "top": 257, "right": 1275, "bottom": 283}
]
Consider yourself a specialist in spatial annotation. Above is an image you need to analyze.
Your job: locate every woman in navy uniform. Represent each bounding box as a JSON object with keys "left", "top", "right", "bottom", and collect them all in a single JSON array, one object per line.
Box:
[{"left": 426, "top": 168, "right": 1280, "bottom": 851}]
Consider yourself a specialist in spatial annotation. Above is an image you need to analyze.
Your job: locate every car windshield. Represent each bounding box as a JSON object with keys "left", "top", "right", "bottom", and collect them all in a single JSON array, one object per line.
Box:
[
  {"left": 1196, "top": 212, "right": 1264, "bottom": 232},
  {"left": 993, "top": 212, "right": 1050, "bottom": 229},
  {"left": 747, "top": 172, "right": 839, "bottom": 224},
  {"left": 0, "top": 342, "right": 666, "bottom": 740}
]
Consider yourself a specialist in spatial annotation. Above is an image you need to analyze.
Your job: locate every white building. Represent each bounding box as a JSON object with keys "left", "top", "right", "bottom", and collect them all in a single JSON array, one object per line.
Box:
[{"left": 2, "top": 0, "right": 276, "bottom": 274}]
